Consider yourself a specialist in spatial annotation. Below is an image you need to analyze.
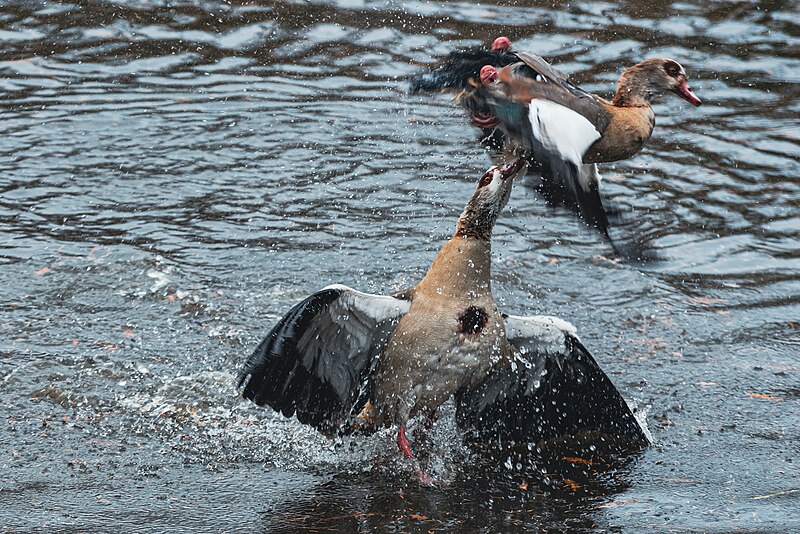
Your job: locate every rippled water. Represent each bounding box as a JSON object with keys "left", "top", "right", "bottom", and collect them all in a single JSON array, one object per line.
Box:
[{"left": 1, "top": 0, "right": 798, "bottom": 531}]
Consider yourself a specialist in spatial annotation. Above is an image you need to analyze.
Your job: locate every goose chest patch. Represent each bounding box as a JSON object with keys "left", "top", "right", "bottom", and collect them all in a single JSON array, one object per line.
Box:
[{"left": 457, "top": 306, "right": 489, "bottom": 335}]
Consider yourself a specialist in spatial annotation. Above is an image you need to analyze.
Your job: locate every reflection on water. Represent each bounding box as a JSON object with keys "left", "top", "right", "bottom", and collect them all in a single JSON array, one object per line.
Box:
[{"left": 1, "top": 0, "right": 798, "bottom": 531}]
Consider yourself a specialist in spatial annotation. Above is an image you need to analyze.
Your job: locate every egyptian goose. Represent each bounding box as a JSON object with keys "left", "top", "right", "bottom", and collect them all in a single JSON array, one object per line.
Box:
[
  {"left": 238, "top": 161, "right": 647, "bottom": 480},
  {"left": 410, "top": 38, "right": 701, "bottom": 258}
]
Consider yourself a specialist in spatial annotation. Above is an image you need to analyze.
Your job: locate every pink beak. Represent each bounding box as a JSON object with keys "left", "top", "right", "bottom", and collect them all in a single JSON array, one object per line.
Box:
[
  {"left": 492, "top": 36, "right": 511, "bottom": 52},
  {"left": 480, "top": 65, "right": 498, "bottom": 85},
  {"left": 675, "top": 80, "right": 702, "bottom": 106},
  {"left": 499, "top": 158, "right": 526, "bottom": 179}
]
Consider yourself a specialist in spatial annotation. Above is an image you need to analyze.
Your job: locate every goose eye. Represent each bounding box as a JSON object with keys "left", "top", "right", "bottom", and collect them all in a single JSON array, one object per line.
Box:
[
  {"left": 478, "top": 170, "right": 495, "bottom": 188},
  {"left": 663, "top": 61, "right": 681, "bottom": 78}
]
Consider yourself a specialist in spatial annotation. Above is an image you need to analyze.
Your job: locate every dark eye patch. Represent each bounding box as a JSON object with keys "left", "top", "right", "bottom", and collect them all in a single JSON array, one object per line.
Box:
[
  {"left": 478, "top": 170, "right": 495, "bottom": 188},
  {"left": 663, "top": 61, "right": 681, "bottom": 78}
]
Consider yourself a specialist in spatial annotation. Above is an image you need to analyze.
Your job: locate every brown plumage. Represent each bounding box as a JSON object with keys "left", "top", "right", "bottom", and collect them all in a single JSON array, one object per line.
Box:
[{"left": 583, "top": 102, "right": 655, "bottom": 163}]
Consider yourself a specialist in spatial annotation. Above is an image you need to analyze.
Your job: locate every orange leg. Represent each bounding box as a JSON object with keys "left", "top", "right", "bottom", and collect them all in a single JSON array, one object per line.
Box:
[
  {"left": 397, "top": 425, "right": 433, "bottom": 485},
  {"left": 397, "top": 425, "right": 413, "bottom": 458}
]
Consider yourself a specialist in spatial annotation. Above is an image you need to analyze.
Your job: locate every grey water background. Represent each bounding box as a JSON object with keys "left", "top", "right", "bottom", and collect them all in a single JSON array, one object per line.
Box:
[{"left": 1, "top": 0, "right": 798, "bottom": 531}]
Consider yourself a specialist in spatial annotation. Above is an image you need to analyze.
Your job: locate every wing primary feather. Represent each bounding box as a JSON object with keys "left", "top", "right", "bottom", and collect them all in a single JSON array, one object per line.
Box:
[
  {"left": 409, "top": 49, "right": 519, "bottom": 94},
  {"left": 238, "top": 287, "right": 409, "bottom": 436},
  {"left": 572, "top": 166, "right": 612, "bottom": 242},
  {"left": 456, "top": 318, "right": 647, "bottom": 445}
]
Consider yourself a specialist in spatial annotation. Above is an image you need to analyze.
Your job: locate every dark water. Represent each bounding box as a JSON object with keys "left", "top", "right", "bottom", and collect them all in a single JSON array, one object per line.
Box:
[{"left": 1, "top": 0, "right": 799, "bottom": 531}]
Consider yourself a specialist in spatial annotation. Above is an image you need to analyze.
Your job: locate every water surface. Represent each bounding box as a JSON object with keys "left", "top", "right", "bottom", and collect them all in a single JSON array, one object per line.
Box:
[{"left": 1, "top": 0, "right": 799, "bottom": 531}]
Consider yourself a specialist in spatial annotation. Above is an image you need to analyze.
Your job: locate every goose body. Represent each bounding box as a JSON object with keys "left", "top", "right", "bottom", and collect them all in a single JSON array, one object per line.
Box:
[
  {"left": 238, "top": 161, "right": 647, "bottom": 473},
  {"left": 372, "top": 236, "right": 509, "bottom": 427},
  {"left": 584, "top": 100, "right": 655, "bottom": 163}
]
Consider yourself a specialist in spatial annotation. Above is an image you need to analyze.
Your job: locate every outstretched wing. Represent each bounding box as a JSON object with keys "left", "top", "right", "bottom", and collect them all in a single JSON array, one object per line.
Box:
[
  {"left": 238, "top": 284, "right": 411, "bottom": 436},
  {"left": 456, "top": 315, "right": 647, "bottom": 444}
]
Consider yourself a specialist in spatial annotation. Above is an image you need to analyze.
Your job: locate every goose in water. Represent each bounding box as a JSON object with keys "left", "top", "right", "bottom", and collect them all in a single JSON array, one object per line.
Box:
[
  {"left": 410, "top": 37, "right": 701, "bottom": 259},
  {"left": 238, "top": 161, "right": 647, "bottom": 481}
]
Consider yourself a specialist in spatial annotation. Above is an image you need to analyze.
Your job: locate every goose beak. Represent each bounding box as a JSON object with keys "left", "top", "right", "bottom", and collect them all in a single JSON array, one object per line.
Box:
[
  {"left": 499, "top": 158, "right": 525, "bottom": 180},
  {"left": 674, "top": 79, "right": 702, "bottom": 106}
]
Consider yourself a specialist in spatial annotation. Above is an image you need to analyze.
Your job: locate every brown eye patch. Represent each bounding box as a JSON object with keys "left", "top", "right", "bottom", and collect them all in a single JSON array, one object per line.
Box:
[
  {"left": 663, "top": 60, "right": 681, "bottom": 78},
  {"left": 477, "top": 169, "right": 495, "bottom": 188}
]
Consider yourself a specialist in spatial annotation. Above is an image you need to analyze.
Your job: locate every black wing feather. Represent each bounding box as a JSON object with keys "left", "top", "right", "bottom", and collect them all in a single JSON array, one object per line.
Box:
[
  {"left": 238, "top": 288, "right": 407, "bottom": 436},
  {"left": 409, "top": 49, "right": 520, "bottom": 94},
  {"left": 239, "top": 289, "right": 344, "bottom": 433},
  {"left": 456, "top": 335, "right": 647, "bottom": 444},
  {"left": 543, "top": 158, "right": 612, "bottom": 244}
]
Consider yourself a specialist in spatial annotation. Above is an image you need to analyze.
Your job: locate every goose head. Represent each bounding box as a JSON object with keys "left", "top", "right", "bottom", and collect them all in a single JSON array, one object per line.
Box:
[
  {"left": 616, "top": 58, "right": 701, "bottom": 107},
  {"left": 456, "top": 159, "right": 526, "bottom": 240}
]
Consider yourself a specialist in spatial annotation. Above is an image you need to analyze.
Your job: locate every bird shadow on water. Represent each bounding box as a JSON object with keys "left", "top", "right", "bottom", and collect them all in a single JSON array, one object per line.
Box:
[{"left": 259, "top": 434, "right": 644, "bottom": 532}]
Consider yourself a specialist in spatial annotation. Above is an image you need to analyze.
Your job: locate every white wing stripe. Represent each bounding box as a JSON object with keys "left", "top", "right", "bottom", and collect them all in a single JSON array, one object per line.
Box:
[
  {"left": 323, "top": 284, "right": 410, "bottom": 323},
  {"left": 504, "top": 314, "right": 577, "bottom": 356},
  {"left": 528, "top": 100, "right": 602, "bottom": 166}
]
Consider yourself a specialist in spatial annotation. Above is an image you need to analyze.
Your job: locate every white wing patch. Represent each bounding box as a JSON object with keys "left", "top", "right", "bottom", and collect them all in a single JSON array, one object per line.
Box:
[
  {"left": 322, "top": 284, "right": 411, "bottom": 323},
  {"left": 528, "top": 100, "right": 602, "bottom": 166},
  {"left": 504, "top": 314, "right": 578, "bottom": 356}
]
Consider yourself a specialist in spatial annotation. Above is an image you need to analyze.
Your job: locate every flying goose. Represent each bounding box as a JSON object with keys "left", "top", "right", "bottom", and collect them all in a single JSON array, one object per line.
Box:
[
  {"left": 238, "top": 161, "right": 647, "bottom": 480},
  {"left": 409, "top": 38, "right": 701, "bottom": 259}
]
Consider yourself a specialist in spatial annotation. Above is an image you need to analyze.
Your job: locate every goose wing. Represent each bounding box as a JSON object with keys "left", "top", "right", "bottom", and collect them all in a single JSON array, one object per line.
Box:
[
  {"left": 456, "top": 315, "right": 647, "bottom": 444},
  {"left": 238, "top": 284, "right": 411, "bottom": 435},
  {"left": 512, "top": 51, "right": 570, "bottom": 84},
  {"left": 410, "top": 50, "right": 623, "bottom": 252},
  {"left": 482, "top": 62, "right": 613, "bottom": 239}
]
